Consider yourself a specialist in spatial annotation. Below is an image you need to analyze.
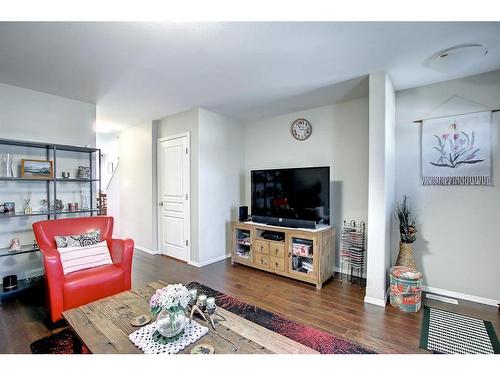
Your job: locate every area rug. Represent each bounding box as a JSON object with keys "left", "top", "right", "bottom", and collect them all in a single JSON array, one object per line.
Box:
[
  {"left": 31, "top": 328, "right": 90, "bottom": 354},
  {"left": 187, "top": 281, "right": 375, "bottom": 354},
  {"left": 420, "top": 306, "right": 500, "bottom": 354},
  {"left": 31, "top": 282, "right": 374, "bottom": 354}
]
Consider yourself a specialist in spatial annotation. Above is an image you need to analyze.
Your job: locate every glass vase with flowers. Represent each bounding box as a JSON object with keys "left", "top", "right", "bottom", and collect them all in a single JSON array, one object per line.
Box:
[{"left": 149, "top": 283, "right": 191, "bottom": 340}]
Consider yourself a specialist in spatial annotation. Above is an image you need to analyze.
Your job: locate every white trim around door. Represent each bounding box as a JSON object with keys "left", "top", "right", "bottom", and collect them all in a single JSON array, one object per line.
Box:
[{"left": 157, "top": 132, "right": 191, "bottom": 262}]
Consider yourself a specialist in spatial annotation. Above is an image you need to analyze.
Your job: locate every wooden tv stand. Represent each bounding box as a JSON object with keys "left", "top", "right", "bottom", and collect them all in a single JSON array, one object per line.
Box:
[{"left": 231, "top": 221, "right": 335, "bottom": 289}]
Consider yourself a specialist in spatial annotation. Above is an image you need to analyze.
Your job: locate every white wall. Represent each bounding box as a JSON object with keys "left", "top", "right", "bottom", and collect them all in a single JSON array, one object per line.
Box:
[
  {"left": 97, "top": 133, "right": 120, "bottom": 193},
  {"left": 198, "top": 109, "right": 244, "bottom": 265},
  {"left": 0, "top": 82, "right": 96, "bottom": 282},
  {"left": 156, "top": 108, "right": 200, "bottom": 261},
  {"left": 364, "top": 72, "right": 396, "bottom": 307},
  {"left": 106, "top": 163, "right": 121, "bottom": 236},
  {"left": 155, "top": 108, "right": 244, "bottom": 265},
  {"left": 0, "top": 82, "right": 96, "bottom": 146},
  {"left": 118, "top": 122, "right": 156, "bottom": 251},
  {"left": 243, "top": 97, "right": 369, "bottom": 266},
  {"left": 395, "top": 69, "right": 500, "bottom": 303}
]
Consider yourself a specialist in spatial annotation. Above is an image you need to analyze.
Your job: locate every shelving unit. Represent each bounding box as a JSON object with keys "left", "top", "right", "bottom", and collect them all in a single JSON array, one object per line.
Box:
[
  {"left": 0, "top": 137, "right": 102, "bottom": 222},
  {"left": 340, "top": 220, "right": 367, "bottom": 286},
  {"left": 0, "top": 137, "right": 102, "bottom": 298}
]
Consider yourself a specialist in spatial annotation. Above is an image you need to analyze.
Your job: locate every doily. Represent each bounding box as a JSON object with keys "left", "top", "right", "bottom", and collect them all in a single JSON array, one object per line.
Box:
[{"left": 129, "top": 320, "right": 209, "bottom": 354}]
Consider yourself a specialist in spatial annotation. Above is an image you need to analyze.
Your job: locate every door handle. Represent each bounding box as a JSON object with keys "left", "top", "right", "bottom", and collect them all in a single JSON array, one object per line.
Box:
[{"left": 159, "top": 202, "right": 164, "bottom": 206}]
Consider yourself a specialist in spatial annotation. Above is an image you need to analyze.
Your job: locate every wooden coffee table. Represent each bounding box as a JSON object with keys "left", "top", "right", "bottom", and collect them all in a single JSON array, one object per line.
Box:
[{"left": 63, "top": 280, "right": 318, "bottom": 354}]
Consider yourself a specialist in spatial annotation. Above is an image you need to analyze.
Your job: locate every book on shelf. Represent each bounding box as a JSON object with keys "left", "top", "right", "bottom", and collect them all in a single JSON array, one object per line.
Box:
[
  {"left": 237, "top": 238, "right": 251, "bottom": 246},
  {"left": 236, "top": 248, "right": 250, "bottom": 258},
  {"left": 292, "top": 238, "right": 313, "bottom": 245},
  {"left": 292, "top": 243, "right": 312, "bottom": 256}
]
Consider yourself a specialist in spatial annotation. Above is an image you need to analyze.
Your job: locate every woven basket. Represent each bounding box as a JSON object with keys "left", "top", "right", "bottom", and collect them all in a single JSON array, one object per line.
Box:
[{"left": 395, "top": 242, "right": 416, "bottom": 270}]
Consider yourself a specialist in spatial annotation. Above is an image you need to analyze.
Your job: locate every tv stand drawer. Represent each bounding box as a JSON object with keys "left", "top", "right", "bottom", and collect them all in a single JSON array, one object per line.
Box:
[
  {"left": 269, "top": 242, "right": 285, "bottom": 258},
  {"left": 255, "top": 254, "right": 270, "bottom": 268},
  {"left": 254, "top": 239, "right": 270, "bottom": 255},
  {"left": 269, "top": 256, "right": 285, "bottom": 272}
]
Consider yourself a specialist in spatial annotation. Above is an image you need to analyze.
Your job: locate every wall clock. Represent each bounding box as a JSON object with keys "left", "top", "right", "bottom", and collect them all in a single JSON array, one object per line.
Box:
[{"left": 291, "top": 118, "right": 312, "bottom": 141}]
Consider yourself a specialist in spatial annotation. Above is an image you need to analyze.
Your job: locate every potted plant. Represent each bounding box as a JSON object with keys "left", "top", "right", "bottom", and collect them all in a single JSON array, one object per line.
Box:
[
  {"left": 149, "top": 283, "right": 191, "bottom": 340},
  {"left": 395, "top": 195, "right": 417, "bottom": 269}
]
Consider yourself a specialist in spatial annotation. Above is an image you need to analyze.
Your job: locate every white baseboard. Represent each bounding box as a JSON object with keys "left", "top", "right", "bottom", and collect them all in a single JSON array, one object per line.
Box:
[
  {"left": 188, "top": 253, "right": 231, "bottom": 268},
  {"left": 135, "top": 246, "right": 157, "bottom": 255},
  {"left": 422, "top": 285, "right": 499, "bottom": 307},
  {"left": 364, "top": 296, "right": 387, "bottom": 307},
  {"left": 363, "top": 286, "right": 389, "bottom": 308}
]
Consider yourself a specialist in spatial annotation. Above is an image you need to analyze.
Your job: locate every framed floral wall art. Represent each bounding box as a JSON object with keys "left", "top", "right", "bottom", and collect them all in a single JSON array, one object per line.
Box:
[{"left": 421, "top": 111, "right": 492, "bottom": 186}]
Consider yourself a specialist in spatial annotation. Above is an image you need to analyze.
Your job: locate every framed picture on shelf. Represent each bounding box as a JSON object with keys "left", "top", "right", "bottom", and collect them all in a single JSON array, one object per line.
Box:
[{"left": 20, "top": 159, "right": 53, "bottom": 178}]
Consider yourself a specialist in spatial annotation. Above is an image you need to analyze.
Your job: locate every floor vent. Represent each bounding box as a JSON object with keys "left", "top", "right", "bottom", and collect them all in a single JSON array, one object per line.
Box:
[{"left": 426, "top": 293, "right": 458, "bottom": 305}]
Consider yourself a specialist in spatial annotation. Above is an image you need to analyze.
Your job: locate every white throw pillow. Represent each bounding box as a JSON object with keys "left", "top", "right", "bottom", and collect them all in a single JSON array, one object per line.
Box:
[{"left": 57, "top": 240, "right": 113, "bottom": 275}]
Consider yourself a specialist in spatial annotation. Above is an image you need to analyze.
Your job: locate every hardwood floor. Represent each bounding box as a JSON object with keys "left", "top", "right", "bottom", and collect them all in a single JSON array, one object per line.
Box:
[{"left": 1, "top": 250, "right": 498, "bottom": 353}]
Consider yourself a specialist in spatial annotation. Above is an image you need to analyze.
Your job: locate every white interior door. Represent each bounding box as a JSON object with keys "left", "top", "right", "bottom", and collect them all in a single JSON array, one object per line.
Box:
[{"left": 158, "top": 134, "right": 190, "bottom": 261}]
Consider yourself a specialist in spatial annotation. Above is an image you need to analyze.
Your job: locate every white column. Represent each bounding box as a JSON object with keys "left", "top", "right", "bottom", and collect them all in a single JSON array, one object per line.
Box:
[{"left": 364, "top": 72, "right": 396, "bottom": 307}]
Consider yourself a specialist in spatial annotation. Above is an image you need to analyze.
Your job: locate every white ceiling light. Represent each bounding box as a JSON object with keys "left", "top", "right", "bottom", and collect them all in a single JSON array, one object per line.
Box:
[{"left": 428, "top": 44, "right": 488, "bottom": 73}]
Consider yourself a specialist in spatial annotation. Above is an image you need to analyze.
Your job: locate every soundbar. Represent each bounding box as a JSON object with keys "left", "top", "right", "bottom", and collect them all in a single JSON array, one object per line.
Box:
[{"left": 251, "top": 215, "right": 316, "bottom": 229}]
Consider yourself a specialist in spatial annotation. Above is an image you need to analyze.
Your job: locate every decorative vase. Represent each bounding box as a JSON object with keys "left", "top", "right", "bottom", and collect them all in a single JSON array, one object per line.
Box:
[
  {"left": 155, "top": 305, "right": 188, "bottom": 339},
  {"left": 80, "top": 190, "right": 89, "bottom": 209},
  {"left": 395, "top": 241, "right": 417, "bottom": 270},
  {"left": 1, "top": 153, "right": 14, "bottom": 177}
]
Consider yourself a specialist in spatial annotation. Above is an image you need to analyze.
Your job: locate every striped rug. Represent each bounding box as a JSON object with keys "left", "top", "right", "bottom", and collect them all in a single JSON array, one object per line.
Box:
[{"left": 420, "top": 306, "right": 499, "bottom": 354}]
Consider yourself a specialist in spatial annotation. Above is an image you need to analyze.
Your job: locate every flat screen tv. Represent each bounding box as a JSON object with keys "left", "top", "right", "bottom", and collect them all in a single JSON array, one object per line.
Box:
[{"left": 251, "top": 167, "right": 330, "bottom": 228}]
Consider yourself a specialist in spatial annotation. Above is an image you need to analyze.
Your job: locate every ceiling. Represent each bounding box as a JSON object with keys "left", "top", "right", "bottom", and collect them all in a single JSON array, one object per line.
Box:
[{"left": 0, "top": 22, "right": 499, "bottom": 128}]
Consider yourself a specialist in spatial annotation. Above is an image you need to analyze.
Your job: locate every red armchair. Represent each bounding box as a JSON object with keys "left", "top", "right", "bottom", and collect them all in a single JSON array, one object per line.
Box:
[{"left": 33, "top": 216, "right": 134, "bottom": 322}]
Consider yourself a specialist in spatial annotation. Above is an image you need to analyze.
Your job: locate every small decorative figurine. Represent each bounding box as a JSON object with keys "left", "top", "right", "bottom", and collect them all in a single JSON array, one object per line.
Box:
[
  {"left": 9, "top": 238, "right": 21, "bottom": 252},
  {"left": 24, "top": 197, "right": 32, "bottom": 215},
  {"left": 54, "top": 199, "right": 64, "bottom": 212},
  {"left": 62, "top": 171, "right": 70, "bottom": 179},
  {"left": 40, "top": 199, "right": 48, "bottom": 213}
]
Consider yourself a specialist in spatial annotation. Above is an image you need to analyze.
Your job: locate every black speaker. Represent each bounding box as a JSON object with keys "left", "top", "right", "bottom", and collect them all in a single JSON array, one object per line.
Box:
[{"left": 239, "top": 206, "right": 249, "bottom": 222}]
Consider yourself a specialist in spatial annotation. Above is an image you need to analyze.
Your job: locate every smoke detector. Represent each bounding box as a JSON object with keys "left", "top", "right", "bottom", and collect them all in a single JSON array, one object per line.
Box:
[{"left": 428, "top": 44, "right": 488, "bottom": 73}]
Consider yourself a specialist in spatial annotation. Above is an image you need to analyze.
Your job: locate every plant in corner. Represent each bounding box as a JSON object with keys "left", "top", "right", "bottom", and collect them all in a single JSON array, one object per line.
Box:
[{"left": 395, "top": 195, "right": 417, "bottom": 269}]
